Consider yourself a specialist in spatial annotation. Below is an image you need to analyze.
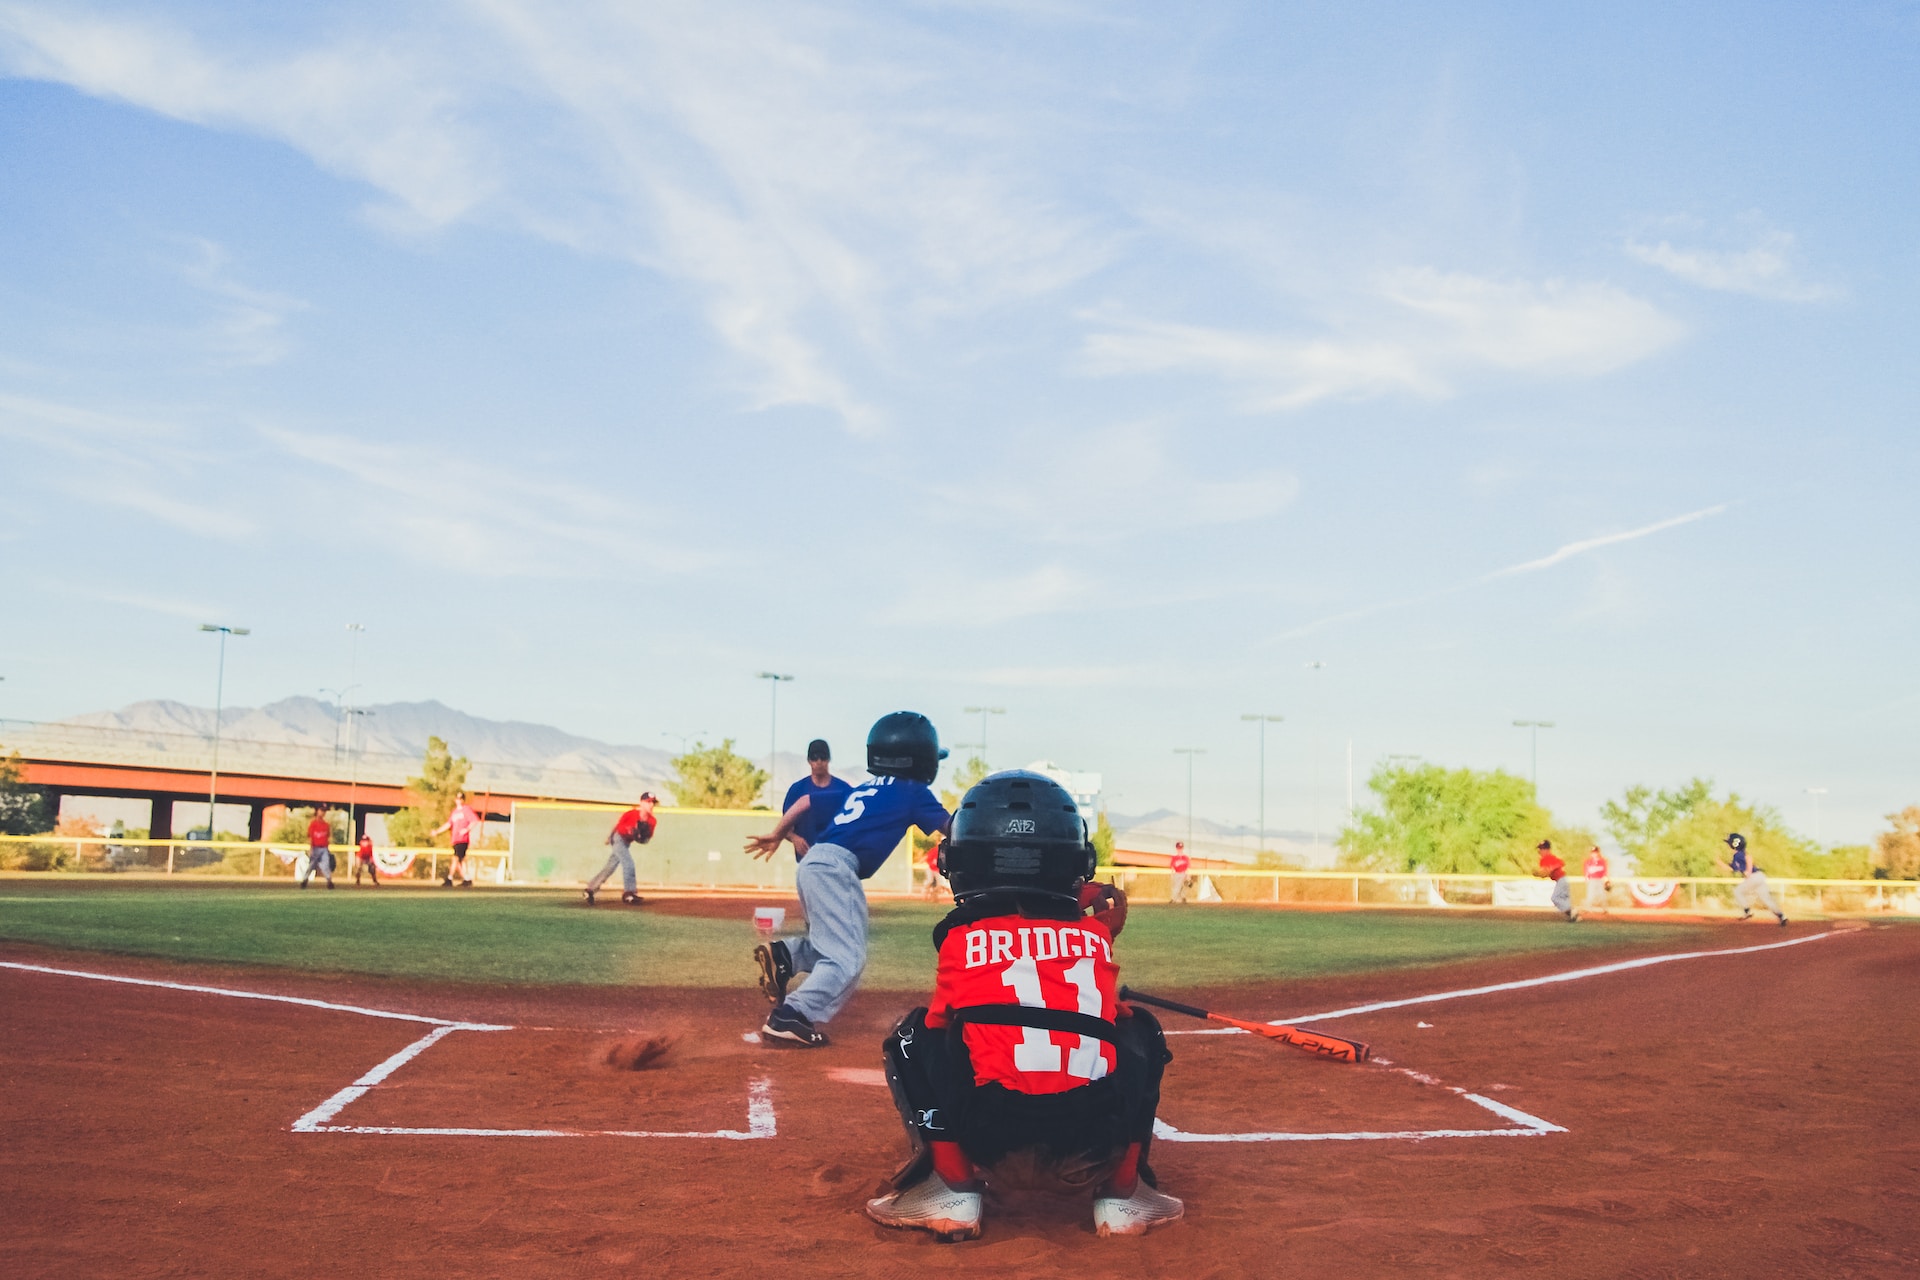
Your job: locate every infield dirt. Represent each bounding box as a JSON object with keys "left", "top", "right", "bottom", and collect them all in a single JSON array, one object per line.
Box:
[{"left": 3, "top": 924, "right": 1916, "bottom": 1278}]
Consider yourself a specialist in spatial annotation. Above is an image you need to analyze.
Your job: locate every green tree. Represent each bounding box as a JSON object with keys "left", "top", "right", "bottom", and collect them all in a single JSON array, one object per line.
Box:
[
  {"left": 1627, "top": 791, "right": 1818, "bottom": 877},
  {"left": 939, "top": 755, "right": 991, "bottom": 812},
  {"left": 267, "top": 806, "right": 348, "bottom": 846},
  {"left": 669, "top": 738, "right": 769, "bottom": 809},
  {"left": 1872, "top": 806, "right": 1920, "bottom": 879},
  {"left": 0, "top": 748, "right": 55, "bottom": 836},
  {"left": 1092, "top": 811, "right": 1116, "bottom": 867},
  {"left": 1338, "top": 762, "right": 1592, "bottom": 874},
  {"left": 385, "top": 736, "right": 470, "bottom": 847},
  {"left": 1599, "top": 778, "right": 1713, "bottom": 864}
]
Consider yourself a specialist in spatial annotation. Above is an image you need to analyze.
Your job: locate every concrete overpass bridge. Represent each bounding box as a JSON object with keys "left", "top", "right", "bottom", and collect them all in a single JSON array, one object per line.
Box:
[{"left": 2, "top": 720, "right": 652, "bottom": 839}]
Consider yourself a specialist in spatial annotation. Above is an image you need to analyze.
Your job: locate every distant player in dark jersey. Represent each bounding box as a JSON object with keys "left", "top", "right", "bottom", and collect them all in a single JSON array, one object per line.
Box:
[
  {"left": 746, "top": 712, "right": 951, "bottom": 1047},
  {"left": 1535, "top": 839, "right": 1575, "bottom": 921},
  {"left": 434, "top": 791, "right": 481, "bottom": 887},
  {"left": 584, "top": 793, "right": 658, "bottom": 906},
  {"left": 864, "top": 770, "right": 1181, "bottom": 1241},
  {"left": 300, "top": 809, "right": 336, "bottom": 889},
  {"left": 778, "top": 739, "right": 853, "bottom": 860},
  {"left": 1720, "top": 832, "right": 1787, "bottom": 925}
]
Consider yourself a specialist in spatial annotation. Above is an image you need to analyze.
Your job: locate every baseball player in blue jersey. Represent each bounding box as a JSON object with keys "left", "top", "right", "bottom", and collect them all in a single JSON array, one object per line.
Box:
[
  {"left": 1719, "top": 832, "right": 1788, "bottom": 925},
  {"left": 779, "top": 738, "right": 854, "bottom": 860},
  {"left": 746, "top": 712, "right": 952, "bottom": 1047}
]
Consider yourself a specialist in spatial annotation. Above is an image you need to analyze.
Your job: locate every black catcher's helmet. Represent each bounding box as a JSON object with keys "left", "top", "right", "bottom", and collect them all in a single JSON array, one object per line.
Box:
[
  {"left": 866, "top": 711, "right": 947, "bottom": 783},
  {"left": 940, "top": 770, "right": 1095, "bottom": 904},
  {"left": 1725, "top": 832, "right": 1747, "bottom": 853}
]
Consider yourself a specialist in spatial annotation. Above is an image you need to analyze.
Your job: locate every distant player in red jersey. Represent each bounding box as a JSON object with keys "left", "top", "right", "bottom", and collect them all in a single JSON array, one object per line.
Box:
[
  {"left": 865, "top": 770, "right": 1180, "bottom": 1242},
  {"left": 1535, "top": 839, "right": 1575, "bottom": 921},
  {"left": 300, "top": 808, "right": 336, "bottom": 890},
  {"left": 584, "top": 792, "right": 658, "bottom": 906},
  {"left": 1582, "top": 845, "right": 1610, "bottom": 913},
  {"left": 434, "top": 791, "right": 481, "bottom": 888},
  {"left": 352, "top": 833, "right": 379, "bottom": 887}
]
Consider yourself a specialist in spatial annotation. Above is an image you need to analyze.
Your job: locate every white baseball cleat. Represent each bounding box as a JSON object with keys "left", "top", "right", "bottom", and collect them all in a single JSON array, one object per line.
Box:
[
  {"left": 1093, "top": 1180, "right": 1185, "bottom": 1237},
  {"left": 865, "top": 1173, "right": 983, "bottom": 1242}
]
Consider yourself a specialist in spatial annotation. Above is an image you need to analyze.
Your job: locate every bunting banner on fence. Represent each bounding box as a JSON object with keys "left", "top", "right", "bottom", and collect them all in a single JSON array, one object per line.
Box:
[
  {"left": 1630, "top": 880, "right": 1678, "bottom": 907},
  {"left": 373, "top": 849, "right": 417, "bottom": 876},
  {"left": 271, "top": 848, "right": 300, "bottom": 866}
]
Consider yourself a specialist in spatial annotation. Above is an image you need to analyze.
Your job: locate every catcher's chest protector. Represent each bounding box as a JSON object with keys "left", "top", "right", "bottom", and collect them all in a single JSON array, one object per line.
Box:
[{"left": 934, "top": 912, "right": 1120, "bottom": 1094}]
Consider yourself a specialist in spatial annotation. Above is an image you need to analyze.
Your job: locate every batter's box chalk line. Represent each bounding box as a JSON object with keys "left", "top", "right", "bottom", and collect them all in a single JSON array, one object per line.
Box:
[{"left": 0, "top": 960, "right": 775, "bottom": 1142}]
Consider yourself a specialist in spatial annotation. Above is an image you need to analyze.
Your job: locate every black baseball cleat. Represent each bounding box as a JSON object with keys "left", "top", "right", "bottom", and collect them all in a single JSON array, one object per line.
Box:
[
  {"left": 762, "top": 1003, "right": 829, "bottom": 1047},
  {"left": 621, "top": 892, "right": 645, "bottom": 906},
  {"left": 441, "top": 877, "right": 454, "bottom": 887},
  {"left": 1739, "top": 910, "right": 1753, "bottom": 920},
  {"left": 581, "top": 889, "right": 596, "bottom": 906},
  {"left": 460, "top": 880, "right": 473, "bottom": 888},
  {"left": 754, "top": 940, "right": 794, "bottom": 1005},
  {"left": 1778, "top": 915, "right": 1789, "bottom": 927}
]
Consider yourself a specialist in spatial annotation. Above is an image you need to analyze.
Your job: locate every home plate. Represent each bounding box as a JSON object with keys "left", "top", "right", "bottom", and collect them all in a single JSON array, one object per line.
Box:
[{"left": 828, "top": 1067, "right": 887, "bottom": 1087}]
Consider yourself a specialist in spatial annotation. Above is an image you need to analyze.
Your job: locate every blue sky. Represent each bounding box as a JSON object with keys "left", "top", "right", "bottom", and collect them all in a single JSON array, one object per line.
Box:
[{"left": 1, "top": 1, "right": 1915, "bottom": 845}]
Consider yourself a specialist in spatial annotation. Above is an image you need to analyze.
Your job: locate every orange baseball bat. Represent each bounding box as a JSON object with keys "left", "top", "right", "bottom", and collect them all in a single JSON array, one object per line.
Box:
[{"left": 1119, "top": 986, "right": 1370, "bottom": 1063}]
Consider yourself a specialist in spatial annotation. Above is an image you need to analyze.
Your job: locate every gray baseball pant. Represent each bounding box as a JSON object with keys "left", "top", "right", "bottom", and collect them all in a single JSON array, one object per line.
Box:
[
  {"left": 784, "top": 843, "right": 868, "bottom": 1025},
  {"left": 587, "top": 835, "right": 637, "bottom": 893}
]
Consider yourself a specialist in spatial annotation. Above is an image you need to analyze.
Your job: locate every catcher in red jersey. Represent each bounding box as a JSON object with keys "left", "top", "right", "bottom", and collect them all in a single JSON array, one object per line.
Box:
[{"left": 865, "top": 770, "right": 1181, "bottom": 1243}]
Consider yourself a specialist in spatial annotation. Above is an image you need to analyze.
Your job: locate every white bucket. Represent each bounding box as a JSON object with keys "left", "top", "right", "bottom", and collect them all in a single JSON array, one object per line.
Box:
[{"left": 753, "top": 906, "right": 787, "bottom": 937}]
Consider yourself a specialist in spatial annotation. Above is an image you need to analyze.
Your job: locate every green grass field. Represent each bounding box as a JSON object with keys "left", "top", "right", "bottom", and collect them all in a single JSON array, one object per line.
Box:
[{"left": 0, "top": 878, "right": 1730, "bottom": 991}]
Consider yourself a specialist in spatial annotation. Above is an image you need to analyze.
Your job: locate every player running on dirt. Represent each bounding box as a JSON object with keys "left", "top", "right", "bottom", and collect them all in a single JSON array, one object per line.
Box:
[
  {"left": 864, "top": 769, "right": 1181, "bottom": 1241},
  {"left": 1719, "top": 832, "right": 1788, "bottom": 925},
  {"left": 1582, "top": 845, "right": 1610, "bottom": 913},
  {"left": 352, "top": 833, "right": 379, "bottom": 887},
  {"left": 778, "top": 739, "right": 853, "bottom": 860},
  {"left": 301, "top": 809, "right": 336, "bottom": 889},
  {"left": 434, "top": 791, "right": 481, "bottom": 887},
  {"left": 1535, "top": 839, "right": 1575, "bottom": 921},
  {"left": 746, "top": 712, "right": 951, "bottom": 1048},
  {"left": 583, "top": 792, "right": 658, "bottom": 906}
]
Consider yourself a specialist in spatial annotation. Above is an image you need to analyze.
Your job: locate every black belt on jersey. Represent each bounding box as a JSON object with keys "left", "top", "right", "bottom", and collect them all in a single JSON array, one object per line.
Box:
[{"left": 949, "top": 1004, "right": 1122, "bottom": 1046}]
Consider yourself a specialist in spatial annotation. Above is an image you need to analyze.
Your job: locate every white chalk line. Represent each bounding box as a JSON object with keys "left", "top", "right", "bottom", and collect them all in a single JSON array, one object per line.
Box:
[
  {"left": 0, "top": 958, "right": 776, "bottom": 1141},
  {"left": 0, "top": 960, "right": 510, "bottom": 1030},
  {"left": 1164, "top": 928, "right": 1842, "bottom": 1038},
  {"left": 1152, "top": 932, "right": 1845, "bottom": 1143}
]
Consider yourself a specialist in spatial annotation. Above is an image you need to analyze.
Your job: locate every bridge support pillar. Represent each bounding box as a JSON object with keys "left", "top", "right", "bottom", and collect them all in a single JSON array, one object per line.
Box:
[
  {"left": 148, "top": 795, "right": 172, "bottom": 839},
  {"left": 246, "top": 803, "right": 266, "bottom": 841}
]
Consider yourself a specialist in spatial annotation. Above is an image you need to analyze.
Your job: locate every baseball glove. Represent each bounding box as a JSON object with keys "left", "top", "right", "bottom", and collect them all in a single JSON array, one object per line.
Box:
[{"left": 1081, "top": 882, "right": 1129, "bottom": 939}]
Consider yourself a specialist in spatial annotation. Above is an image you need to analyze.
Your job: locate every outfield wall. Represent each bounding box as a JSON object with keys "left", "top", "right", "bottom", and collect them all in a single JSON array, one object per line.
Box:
[{"left": 509, "top": 802, "right": 917, "bottom": 894}]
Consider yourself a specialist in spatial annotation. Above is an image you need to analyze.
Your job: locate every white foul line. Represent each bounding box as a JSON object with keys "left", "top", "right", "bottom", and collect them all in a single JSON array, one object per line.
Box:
[
  {"left": 1165, "top": 928, "right": 1843, "bottom": 1037},
  {"left": 293, "top": 1024, "right": 481, "bottom": 1131},
  {"left": 0, "top": 959, "right": 510, "bottom": 1030}
]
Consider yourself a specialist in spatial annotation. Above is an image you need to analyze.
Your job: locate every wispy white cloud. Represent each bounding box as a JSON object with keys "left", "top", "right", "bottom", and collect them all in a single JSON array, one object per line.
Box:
[
  {"left": 1081, "top": 268, "right": 1684, "bottom": 410},
  {"left": 1482, "top": 503, "right": 1728, "bottom": 579},
  {"left": 175, "top": 238, "right": 308, "bottom": 366},
  {"left": 1272, "top": 502, "right": 1730, "bottom": 642},
  {"left": 878, "top": 563, "right": 1093, "bottom": 627},
  {"left": 1624, "top": 218, "right": 1833, "bottom": 302}
]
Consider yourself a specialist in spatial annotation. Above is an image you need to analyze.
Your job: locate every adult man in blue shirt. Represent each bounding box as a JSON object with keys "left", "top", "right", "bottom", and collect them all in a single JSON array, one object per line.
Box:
[
  {"left": 747, "top": 712, "right": 951, "bottom": 1047},
  {"left": 779, "top": 738, "right": 854, "bottom": 860}
]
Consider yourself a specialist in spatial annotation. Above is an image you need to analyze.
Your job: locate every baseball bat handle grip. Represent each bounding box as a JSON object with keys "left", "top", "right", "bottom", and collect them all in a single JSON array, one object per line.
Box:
[{"left": 1118, "top": 986, "right": 1210, "bottom": 1021}]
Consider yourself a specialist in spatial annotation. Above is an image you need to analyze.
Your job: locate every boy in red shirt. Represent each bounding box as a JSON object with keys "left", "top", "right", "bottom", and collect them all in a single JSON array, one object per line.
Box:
[
  {"left": 1535, "top": 839, "right": 1575, "bottom": 921},
  {"left": 865, "top": 771, "right": 1181, "bottom": 1241},
  {"left": 352, "top": 834, "right": 379, "bottom": 887},
  {"left": 583, "top": 792, "right": 658, "bottom": 906},
  {"left": 1582, "top": 845, "right": 1610, "bottom": 913},
  {"left": 300, "top": 809, "right": 336, "bottom": 890}
]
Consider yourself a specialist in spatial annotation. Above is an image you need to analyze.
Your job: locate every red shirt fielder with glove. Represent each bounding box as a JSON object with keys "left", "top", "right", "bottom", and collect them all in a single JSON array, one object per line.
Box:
[{"left": 866, "top": 771, "right": 1181, "bottom": 1242}]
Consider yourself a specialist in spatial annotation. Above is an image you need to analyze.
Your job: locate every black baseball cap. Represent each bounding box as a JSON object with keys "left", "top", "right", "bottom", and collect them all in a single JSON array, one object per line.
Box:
[{"left": 806, "top": 738, "right": 831, "bottom": 762}]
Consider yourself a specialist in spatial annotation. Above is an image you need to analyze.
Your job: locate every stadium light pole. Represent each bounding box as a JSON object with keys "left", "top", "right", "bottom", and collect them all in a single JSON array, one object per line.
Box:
[
  {"left": 1805, "top": 787, "right": 1828, "bottom": 850},
  {"left": 661, "top": 730, "right": 708, "bottom": 753},
  {"left": 1173, "top": 748, "right": 1206, "bottom": 860},
  {"left": 199, "top": 624, "right": 250, "bottom": 838},
  {"left": 1239, "top": 714, "right": 1283, "bottom": 856},
  {"left": 1512, "top": 720, "right": 1555, "bottom": 791},
  {"left": 962, "top": 706, "right": 1005, "bottom": 770},
  {"left": 343, "top": 622, "right": 365, "bottom": 759},
  {"left": 346, "top": 708, "right": 374, "bottom": 840},
  {"left": 757, "top": 673, "right": 793, "bottom": 794},
  {"left": 1304, "top": 660, "right": 1326, "bottom": 852}
]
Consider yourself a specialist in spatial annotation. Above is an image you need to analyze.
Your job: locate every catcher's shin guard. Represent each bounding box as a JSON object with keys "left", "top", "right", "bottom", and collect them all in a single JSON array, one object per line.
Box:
[{"left": 880, "top": 1008, "right": 952, "bottom": 1189}]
